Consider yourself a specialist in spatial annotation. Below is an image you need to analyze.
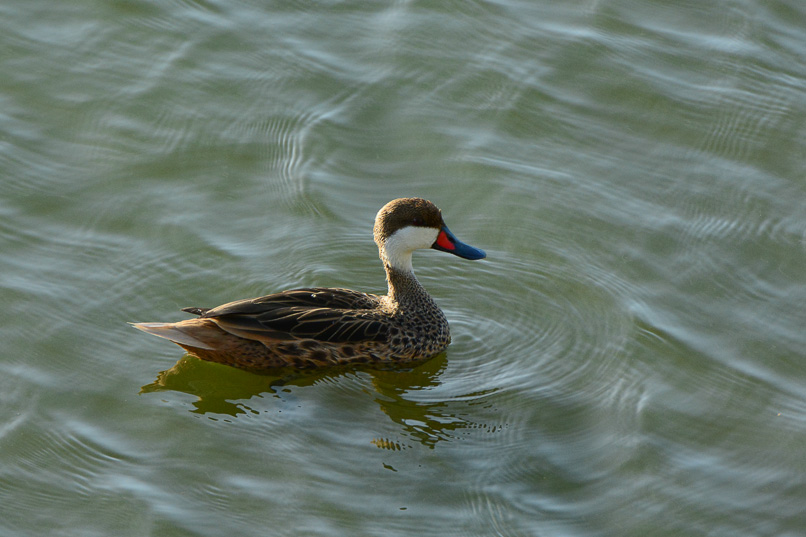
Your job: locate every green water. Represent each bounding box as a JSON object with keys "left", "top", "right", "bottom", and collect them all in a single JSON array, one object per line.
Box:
[{"left": 1, "top": 0, "right": 805, "bottom": 535}]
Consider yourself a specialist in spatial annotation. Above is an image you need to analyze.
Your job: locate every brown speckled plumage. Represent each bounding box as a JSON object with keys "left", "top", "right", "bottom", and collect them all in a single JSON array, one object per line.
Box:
[{"left": 132, "top": 198, "right": 485, "bottom": 371}]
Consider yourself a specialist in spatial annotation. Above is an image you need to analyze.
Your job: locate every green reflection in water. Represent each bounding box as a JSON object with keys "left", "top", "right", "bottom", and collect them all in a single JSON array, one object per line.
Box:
[{"left": 141, "top": 353, "right": 498, "bottom": 449}]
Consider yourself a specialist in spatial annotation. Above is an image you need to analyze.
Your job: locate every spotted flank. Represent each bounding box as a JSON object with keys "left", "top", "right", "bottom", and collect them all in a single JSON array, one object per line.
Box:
[{"left": 132, "top": 197, "right": 486, "bottom": 371}]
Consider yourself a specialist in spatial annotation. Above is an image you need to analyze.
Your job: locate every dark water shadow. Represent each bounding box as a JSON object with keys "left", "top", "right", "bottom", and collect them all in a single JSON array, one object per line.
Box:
[{"left": 141, "top": 353, "right": 495, "bottom": 448}]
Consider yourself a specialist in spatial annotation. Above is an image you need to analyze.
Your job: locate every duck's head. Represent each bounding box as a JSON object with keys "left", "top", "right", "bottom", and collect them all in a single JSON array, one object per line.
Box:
[{"left": 373, "top": 197, "right": 486, "bottom": 272}]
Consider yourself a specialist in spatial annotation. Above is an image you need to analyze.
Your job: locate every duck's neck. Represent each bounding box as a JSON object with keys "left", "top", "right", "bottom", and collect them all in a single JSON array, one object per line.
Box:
[{"left": 383, "top": 263, "right": 434, "bottom": 310}]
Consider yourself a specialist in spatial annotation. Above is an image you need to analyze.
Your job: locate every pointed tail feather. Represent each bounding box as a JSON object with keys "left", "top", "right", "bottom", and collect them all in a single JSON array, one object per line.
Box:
[
  {"left": 181, "top": 307, "right": 210, "bottom": 316},
  {"left": 130, "top": 322, "right": 215, "bottom": 350}
]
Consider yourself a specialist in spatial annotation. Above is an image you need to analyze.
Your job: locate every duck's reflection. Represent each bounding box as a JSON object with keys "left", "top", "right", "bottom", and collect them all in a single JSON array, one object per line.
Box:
[{"left": 141, "top": 353, "right": 490, "bottom": 448}]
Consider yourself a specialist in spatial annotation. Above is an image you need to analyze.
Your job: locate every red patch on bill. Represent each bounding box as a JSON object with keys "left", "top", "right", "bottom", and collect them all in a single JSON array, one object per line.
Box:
[{"left": 436, "top": 230, "right": 454, "bottom": 250}]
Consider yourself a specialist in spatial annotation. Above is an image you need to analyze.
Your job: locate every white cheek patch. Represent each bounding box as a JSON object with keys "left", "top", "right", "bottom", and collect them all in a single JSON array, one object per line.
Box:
[{"left": 382, "top": 226, "right": 439, "bottom": 272}]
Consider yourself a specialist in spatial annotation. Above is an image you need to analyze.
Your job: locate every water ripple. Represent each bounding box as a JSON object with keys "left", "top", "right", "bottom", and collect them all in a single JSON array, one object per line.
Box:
[{"left": 2, "top": 0, "right": 805, "bottom": 534}]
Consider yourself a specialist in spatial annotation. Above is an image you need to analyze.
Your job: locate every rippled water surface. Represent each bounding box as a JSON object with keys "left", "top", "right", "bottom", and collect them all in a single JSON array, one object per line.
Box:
[{"left": 2, "top": 0, "right": 805, "bottom": 535}]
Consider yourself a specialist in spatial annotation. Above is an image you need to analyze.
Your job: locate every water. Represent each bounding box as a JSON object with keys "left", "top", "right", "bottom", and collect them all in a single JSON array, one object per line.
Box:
[{"left": 1, "top": 0, "right": 805, "bottom": 535}]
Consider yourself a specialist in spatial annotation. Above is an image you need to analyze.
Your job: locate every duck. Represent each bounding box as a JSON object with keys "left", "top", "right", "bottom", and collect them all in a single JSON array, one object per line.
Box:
[{"left": 131, "top": 197, "right": 486, "bottom": 371}]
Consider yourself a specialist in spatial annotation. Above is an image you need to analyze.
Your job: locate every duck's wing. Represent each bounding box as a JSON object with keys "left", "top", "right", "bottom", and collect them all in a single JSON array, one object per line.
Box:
[
  {"left": 190, "top": 288, "right": 381, "bottom": 317},
  {"left": 182, "top": 288, "right": 389, "bottom": 345}
]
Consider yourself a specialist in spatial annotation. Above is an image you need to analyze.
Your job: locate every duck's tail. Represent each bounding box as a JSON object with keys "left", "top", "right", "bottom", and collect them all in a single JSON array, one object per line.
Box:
[{"left": 130, "top": 322, "right": 214, "bottom": 350}]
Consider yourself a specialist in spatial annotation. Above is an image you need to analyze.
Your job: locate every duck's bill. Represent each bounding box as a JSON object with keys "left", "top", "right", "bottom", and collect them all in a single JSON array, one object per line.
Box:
[{"left": 432, "top": 225, "right": 486, "bottom": 260}]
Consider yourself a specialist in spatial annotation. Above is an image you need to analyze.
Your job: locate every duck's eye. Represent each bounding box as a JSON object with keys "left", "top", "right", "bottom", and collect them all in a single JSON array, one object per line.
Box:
[{"left": 412, "top": 217, "right": 424, "bottom": 226}]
